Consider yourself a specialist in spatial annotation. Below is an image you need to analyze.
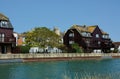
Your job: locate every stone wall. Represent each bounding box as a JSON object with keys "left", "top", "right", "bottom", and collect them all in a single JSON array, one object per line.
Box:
[{"left": 0, "top": 53, "right": 120, "bottom": 59}]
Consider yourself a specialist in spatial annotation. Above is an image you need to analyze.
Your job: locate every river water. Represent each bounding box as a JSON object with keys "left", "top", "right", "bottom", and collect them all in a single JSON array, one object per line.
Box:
[{"left": 0, "top": 59, "right": 120, "bottom": 79}]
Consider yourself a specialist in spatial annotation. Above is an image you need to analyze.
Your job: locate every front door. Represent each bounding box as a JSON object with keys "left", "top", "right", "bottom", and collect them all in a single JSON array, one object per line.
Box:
[{"left": 1, "top": 46, "right": 7, "bottom": 54}]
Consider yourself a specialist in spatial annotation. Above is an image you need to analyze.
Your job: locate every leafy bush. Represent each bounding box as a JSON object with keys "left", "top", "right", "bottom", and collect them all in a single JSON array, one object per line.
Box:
[
  {"left": 113, "top": 48, "right": 118, "bottom": 53},
  {"left": 20, "top": 46, "right": 30, "bottom": 53},
  {"left": 71, "top": 43, "right": 83, "bottom": 53}
]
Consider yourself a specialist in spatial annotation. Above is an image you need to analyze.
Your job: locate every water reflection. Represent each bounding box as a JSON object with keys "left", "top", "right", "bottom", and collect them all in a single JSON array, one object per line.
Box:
[{"left": 0, "top": 59, "right": 120, "bottom": 79}]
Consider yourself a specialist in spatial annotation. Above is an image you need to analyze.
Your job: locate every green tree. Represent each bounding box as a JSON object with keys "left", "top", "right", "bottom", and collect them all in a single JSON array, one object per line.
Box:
[
  {"left": 71, "top": 43, "right": 83, "bottom": 53},
  {"left": 25, "top": 27, "right": 62, "bottom": 48}
]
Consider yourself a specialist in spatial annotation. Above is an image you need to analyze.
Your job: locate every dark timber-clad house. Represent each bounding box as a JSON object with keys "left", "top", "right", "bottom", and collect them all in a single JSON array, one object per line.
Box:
[
  {"left": 63, "top": 25, "right": 114, "bottom": 53},
  {"left": 0, "top": 13, "right": 16, "bottom": 54}
]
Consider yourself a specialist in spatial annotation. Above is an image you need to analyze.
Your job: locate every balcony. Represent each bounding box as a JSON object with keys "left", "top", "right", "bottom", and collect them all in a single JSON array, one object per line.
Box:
[
  {"left": 0, "top": 37, "right": 16, "bottom": 43},
  {"left": 87, "top": 43, "right": 101, "bottom": 48},
  {"left": 86, "top": 40, "right": 101, "bottom": 48}
]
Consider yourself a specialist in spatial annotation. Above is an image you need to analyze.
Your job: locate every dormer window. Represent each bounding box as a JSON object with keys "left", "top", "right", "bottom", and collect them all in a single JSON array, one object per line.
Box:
[
  {"left": 87, "top": 33, "right": 91, "bottom": 37},
  {"left": 102, "top": 35, "right": 105, "bottom": 38},
  {"left": 1, "top": 21, "right": 8, "bottom": 27},
  {"left": 102, "top": 34, "right": 109, "bottom": 39},
  {"left": 96, "top": 34, "right": 99, "bottom": 38},
  {"left": 81, "top": 32, "right": 91, "bottom": 37},
  {"left": 106, "top": 35, "right": 109, "bottom": 39},
  {"left": 81, "top": 32, "right": 86, "bottom": 36}
]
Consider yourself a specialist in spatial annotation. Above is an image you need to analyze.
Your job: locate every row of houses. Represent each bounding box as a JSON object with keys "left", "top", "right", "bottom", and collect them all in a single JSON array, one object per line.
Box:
[{"left": 0, "top": 13, "right": 119, "bottom": 54}]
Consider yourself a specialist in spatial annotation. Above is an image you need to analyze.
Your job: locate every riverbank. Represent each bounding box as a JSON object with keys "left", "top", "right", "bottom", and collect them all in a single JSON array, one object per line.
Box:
[{"left": 0, "top": 53, "right": 120, "bottom": 63}]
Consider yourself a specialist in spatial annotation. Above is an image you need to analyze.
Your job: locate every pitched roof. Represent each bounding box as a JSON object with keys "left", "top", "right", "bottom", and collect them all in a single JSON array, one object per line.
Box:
[
  {"left": 0, "top": 13, "right": 13, "bottom": 28},
  {"left": 71, "top": 25, "right": 97, "bottom": 33},
  {"left": 0, "top": 13, "right": 9, "bottom": 21},
  {"left": 87, "top": 26, "right": 97, "bottom": 33},
  {"left": 70, "top": 25, "right": 108, "bottom": 34},
  {"left": 71, "top": 25, "right": 88, "bottom": 32}
]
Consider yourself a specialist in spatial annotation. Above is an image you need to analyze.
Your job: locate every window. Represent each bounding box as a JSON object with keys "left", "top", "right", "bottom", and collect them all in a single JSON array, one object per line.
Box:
[
  {"left": 81, "top": 32, "right": 86, "bottom": 36},
  {"left": 105, "top": 35, "right": 109, "bottom": 39},
  {"left": 102, "top": 35, "right": 109, "bottom": 39},
  {"left": 98, "top": 41, "right": 101, "bottom": 45},
  {"left": 69, "top": 40, "right": 74, "bottom": 44},
  {"left": 102, "top": 35, "right": 105, "bottom": 38},
  {"left": 81, "top": 32, "right": 91, "bottom": 37},
  {"left": 86, "top": 40, "right": 90, "bottom": 46},
  {"left": 1, "top": 21, "right": 8, "bottom": 27},
  {"left": 69, "top": 33, "right": 74, "bottom": 37},
  {"left": 0, "top": 33, "right": 5, "bottom": 42},
  {"left": 96, "top": 34, "right": 99, "bottom": 38},
  {"left": 86, "top": 33, "right": 91, "bottom": 37}
]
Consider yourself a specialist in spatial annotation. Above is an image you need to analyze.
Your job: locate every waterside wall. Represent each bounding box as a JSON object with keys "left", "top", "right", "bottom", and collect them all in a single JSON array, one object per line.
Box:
[{"left": 0, "top": 53, "right": 120, "bottom": 61}]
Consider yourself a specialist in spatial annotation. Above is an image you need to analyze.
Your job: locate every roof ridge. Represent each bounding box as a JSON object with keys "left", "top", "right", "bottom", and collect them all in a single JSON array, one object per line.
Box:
[{"left": 0, "top": 13, "right": 9, "bottom": 21}]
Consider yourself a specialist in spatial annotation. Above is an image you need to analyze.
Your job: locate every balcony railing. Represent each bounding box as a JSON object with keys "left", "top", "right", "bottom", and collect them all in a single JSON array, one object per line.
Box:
[
  {"left": 87, "top": 43, "right": 101, "bottom": 48},
  {"left": 0, "top": 37, "right": 16, "bottom": 43},
  {"left": 86, "top": 41, "right": 112, "bottom": 48}
]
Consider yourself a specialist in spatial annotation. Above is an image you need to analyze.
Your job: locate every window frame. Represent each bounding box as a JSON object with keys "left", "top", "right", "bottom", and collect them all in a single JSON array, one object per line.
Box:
[
  {"left": 1, "top": 21, "right": 8, "bottom": 27},
  {"left": 69, "top": 32, "right": 74, "bottom": 37},
  {"left": 0, "top": 33, "right": 5, "bottom": 42},
  {"left": 69, "top": 40, "right": 74, "bottom": 44},
  {"left": 96, "top": 34, "right": 99, "bottom": 38}
]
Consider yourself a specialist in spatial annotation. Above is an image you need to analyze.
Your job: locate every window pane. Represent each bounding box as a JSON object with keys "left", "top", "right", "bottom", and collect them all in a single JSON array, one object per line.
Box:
[
  {"left": 69, "top": 41, "right": 74, "bottom": 44},
  {"left": 2, "top": 34, "right": 5, "bottom": 37},
  {"left": 1, "top": 21, "right": 8, "bottom": 27},
  {"left": 69, "top": 33, "right": 74, "bottom": 37},
  {"left": 96, "top": 34, "right": 99, "bottom": 38}
]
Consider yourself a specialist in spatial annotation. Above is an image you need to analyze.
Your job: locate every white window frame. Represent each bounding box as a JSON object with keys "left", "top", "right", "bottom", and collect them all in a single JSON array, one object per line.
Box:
[
  {"left": 102, "top": 35, "right": 109, "bottom": 39},
  {"left": 81, "top": 32, "right": 86, "bottom": 36},
  {"left": 96, "top": 34, "right": 99, "bottom": 38},
  {"left": 1, "top": 21, "right": 8, "bottom": 27},
  {"left": 0, "top": 33, "right": 5, "bottom": 42},
  {"left": 69, "top": 33, "right": 74, "bottom": 37},
  {"left": 69, "top": 40, "right": 74, "bottom": 44},
  {"left": 98, "top": 41, "right": 101, "bottom": 45}
]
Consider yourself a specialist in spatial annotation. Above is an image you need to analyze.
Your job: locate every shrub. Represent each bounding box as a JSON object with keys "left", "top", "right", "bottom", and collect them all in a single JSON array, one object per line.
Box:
[
  {"left": 20, "top": 46, "right": 30, "bottom": 53},
  {"left": 71, "top": 43, "right": 83, "bottom": 53},
  {"left": 113, "top": 48, "right": 118, "bottom": 53}
]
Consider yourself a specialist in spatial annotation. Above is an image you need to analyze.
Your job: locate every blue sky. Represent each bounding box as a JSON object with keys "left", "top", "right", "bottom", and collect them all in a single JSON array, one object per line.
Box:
[{"left": 0, "top": 0, "right": 120, "bottom": 42}]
